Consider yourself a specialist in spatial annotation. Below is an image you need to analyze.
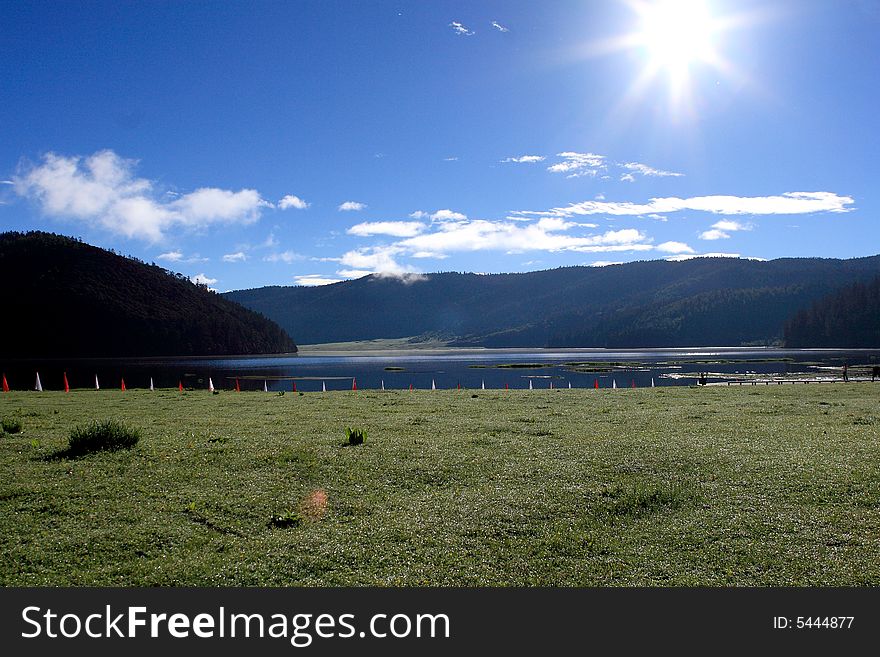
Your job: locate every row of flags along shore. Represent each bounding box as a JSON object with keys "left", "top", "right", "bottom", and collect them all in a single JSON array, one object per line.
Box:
[{"left": 2, "top": 372, "right": 657, "bottom": 392}]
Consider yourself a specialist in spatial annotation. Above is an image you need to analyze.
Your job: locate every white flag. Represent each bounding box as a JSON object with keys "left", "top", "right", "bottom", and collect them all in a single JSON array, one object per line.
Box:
[
  {"left": 529, "top": 379, "right": 533, "bottom": 390},
  {"left": 481, "top": 379, "right": 485, "bottom": 390},
  {"left": 149, "top": 377, "right": 154, "bottom": 391},
  {"left": 612, "top": 379, "right": 617, "bottom": 389},
  {"left": 95, "top": 374, "right": 100, "bottom": 390},
  {"left": 263, "top": 380, "right": 268, "bottom": 392},
  {"left": 35, "top": 372, "right": 42, "bottom": 392},
  {"left": 431, "top": 379, "right": 436, "bottom": 390},
  {"left": 381, "top": 380, "right": 385, "bottom": 391},
  {"left": 322, "top": 381, "right": 326, "bottom": 392},
  {"left": 568, "top": 381, "right": 572, "bottom": 389},
  {"left": 208, "top": 377, "right": 214, "bottom": 392},
  {"left": 651, "top": 377, "right": 655, "bottom": 387}
]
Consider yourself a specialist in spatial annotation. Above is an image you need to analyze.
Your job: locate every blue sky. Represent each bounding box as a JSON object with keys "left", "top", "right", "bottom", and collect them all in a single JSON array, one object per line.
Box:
[{"left": 1, "top": 0, "right": 877, "bottom": 290}]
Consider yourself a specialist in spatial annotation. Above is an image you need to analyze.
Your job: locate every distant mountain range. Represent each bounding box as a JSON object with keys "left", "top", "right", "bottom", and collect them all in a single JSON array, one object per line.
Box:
[
  {"left": 785, "top": 275, "right": 880, "bottom": 348},
  {"left": 0, "top": 232, "right": 296, "bottom": 357},
  {"left": 226, "top": 255, "right": 880, "bottom": 348}
]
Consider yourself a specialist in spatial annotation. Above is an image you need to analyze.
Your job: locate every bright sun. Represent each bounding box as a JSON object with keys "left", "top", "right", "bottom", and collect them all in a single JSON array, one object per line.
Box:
[
  {"left": 640, "top": 0, "right": 715, "bottom": 75},
  {"left": 642, "top": 0, "right": 712, "bottom": 70}
]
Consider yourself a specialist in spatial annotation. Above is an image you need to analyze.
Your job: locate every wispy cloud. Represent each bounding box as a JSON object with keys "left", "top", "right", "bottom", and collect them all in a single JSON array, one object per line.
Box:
[
  {"left": 13, "top": 150, "right": 267, "bottom": 241},
  {"left": 620, "top": 162, "right": 684, "bottom": 178},
  {"left": 443, "top": 156, "right": 459, "bottom": 161},
  {"left": 516, "top": 192, "right": 855, "bottom": 219},
  {"left": 547, "top": 152, "right": 607, "bottom": 178},
  {"left": 620, "top": 173, "right": 636, "bottom": 183},
  {"left": 699, "top": 219, "right": 754, "bottom": 240},
  {"left": 491, "top": 21, "right": 509, "bottom": 32},
  {"left": 222, "top": 251, "right": 247, "bottom": 263},
  {"left": 278, "top": 194, "right": 309, "bottom": 210},
  {"left": 398, "top": 220, "right": 651, "bottom": 255},
  {"left": 590, "top": 260, "right": 624, "bottom": 267},
  {"left": 157, "top": 250, "right": 207, "bottom": 264},
  {"left": 338, "top": 201, "right": 366, "bottom": 212},
  {"left": 293, "top": 274, "right": 344, "bottom": 287},
  {"left": 502, "top": 155, "right": 545, "bottom": 163},
  {"left": 264, "top": 250, "right": 304, "bottom": 263},
  {"left": 449, "top": 21, "right": 474, "bottom": 36},
  {"left": 157, "top": 250, "right": 183, "bottom": 262},
  {"left": 347, "top": 221, "right": 426, "bottom": 237}
]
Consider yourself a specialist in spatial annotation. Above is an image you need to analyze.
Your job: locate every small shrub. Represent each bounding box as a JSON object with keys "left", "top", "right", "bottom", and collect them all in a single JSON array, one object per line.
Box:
[
  {"left": 1, "top": 418, "right": 22, "bottom": 434},
  {"left": 345, "top": 426, "right": 367, "bottom": 445},
  {"left": 67, "top": 419, "right": 140, "bottom": 456},
  {"left": 268, "top": 510, "right": 303, "bottom": 529}
]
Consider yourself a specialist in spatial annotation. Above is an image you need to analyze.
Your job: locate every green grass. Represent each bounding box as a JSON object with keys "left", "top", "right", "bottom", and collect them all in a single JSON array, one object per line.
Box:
[{"left": 1, "top": 385, "right": 879, "bottom": 586}]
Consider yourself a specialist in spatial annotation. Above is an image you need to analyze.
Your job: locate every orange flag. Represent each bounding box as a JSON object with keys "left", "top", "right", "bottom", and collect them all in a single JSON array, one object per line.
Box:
[
  {"left": 235, "top": 378, "right": 240, "bottom": 392},
  {"left": 292, "top": 380, "right": 297, "bottom": 392},
  {"left": 121, "top": 378, "right": 126, "bottom": 391},
  {"left": 2, "top": 373, "right": 9, "bottom": 392},
  {"left": 352, "top": 378, "right": 357, "bottom": 391},
  {"left": 594, "top": 379, "right": 599, "bottom": 389},
  {"left": 63, "top": 372, "right": 70, "bottom": 393},
  {"left": 178, "top": 381, "right": 184, "bottom": 391}
]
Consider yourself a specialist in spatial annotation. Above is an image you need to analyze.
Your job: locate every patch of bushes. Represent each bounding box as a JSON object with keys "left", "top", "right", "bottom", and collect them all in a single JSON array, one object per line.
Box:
[
  {"left": 1, "top": 418, "right": 22, "bottom": 434},
  {"left": 67, "top": 419, "right": 140, "bottom": 456},
  {"left": 268, "top": 510, "right": 303, "bottom": 529},
  {"left": 345, "top": 426, "right": 367, "bottom": 445}
]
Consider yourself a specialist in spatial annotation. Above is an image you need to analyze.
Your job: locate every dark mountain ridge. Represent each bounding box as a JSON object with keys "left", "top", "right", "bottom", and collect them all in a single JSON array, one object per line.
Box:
[
  {"left": 0, "top": 231, "right": 297, "bottom": 357},
  {"left": 225, "top": 255, "right": 880, "bottom": 348}
]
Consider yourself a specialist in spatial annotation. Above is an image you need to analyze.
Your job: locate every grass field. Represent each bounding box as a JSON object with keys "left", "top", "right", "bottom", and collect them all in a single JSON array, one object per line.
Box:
[{"left": 1, "top": 385, "right": 879, "bottom": 586}]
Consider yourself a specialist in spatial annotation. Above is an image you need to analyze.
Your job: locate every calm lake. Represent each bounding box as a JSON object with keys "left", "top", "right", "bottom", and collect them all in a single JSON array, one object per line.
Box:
[{"left": 2, "top": 347, "right": 877, "bottom": 392}]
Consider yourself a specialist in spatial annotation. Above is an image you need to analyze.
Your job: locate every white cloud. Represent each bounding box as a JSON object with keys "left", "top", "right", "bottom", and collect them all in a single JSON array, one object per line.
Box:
[
  {"left": 294, "top": 274, "right": 344, "bottom": 287},
  {"left": 347, "top": 221, "right": 426, "bottom": 237},
  {"left": 222, "top": 251, "right": 247, "bottom": 263},
  {"left": 398, "top": 219, "right": 652, "bottom": 255},
  {"left": 338, "top": 201, "right": 366, "bottom": 212},
  {"left": 502, "top": 155, "right": 545, "bottom": 163},
  {"left": 190, "top": 273, "right": 218, "bottom": 286},
  {"left": 279, "top": 194, "right": 309, "bottom": 210},
  {"left": 699, "top": 219, "right": 753, "bottom": 240},
  {"left": 336, "top": 269, "right": 373, "bottom": 279},
  {"left": 264, "top": 250, "right": 304, "bottom": 263},
  {"left": 409, "top": 210, "right": 429, "bottom": 219},
  {"left": 491, "top": 21, "right": 509, "bottom": 32},
  {"left": 620, "top": 173, "right": 636, "bottom": 183},
  {"left": 337, "top": 245, "right": 415, "bottom": 276},
  {"left": 590, "top": 261, "right": 624, "bottom": 267},
  {"left": 620, "top": 162, "right": 684, "bottom": 178},
  {"left": 517, "top": 191, "right": 855, "bottom": 219},
  {"left": 449, "top": 21, "right": 474, "bottom": 36},
  {"left": 712, "top": 219, "right": 752, "bottom": 231},
  {"left": 656, "top": 241, "right": 695, "bottom": 254},
  {"left": 430, "top": 209, "right": 467, "bottom": 222},
  {"left": 13, "top": 150, "right": 268, "bottom": 241},
  {"left": 547, "top": 152, "right": 607, "bottom": 178},
  {"left": 157, "top": 250, "right": 183, "bottom": 262},
  {"left": 443, "top": 156, "right": 459, "bottom": 161}
]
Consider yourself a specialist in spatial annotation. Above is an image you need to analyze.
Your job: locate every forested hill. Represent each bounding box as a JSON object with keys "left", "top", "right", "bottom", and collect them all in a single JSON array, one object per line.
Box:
[
  {"left": 0, "top": 232, "right": 296, "bottom": 357},
  {"left": 225, "top": 255, "right": 880, "bottom": 348},
  {"left": 784, "top": 275, "right": 880, "bottom": 347}
]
